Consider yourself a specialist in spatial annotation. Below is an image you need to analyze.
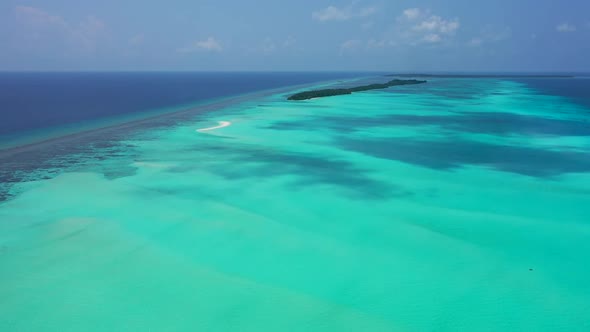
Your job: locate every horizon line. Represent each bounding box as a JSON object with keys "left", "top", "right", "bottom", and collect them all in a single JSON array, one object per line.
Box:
[{"left": 1, "top": 70, "right": 589, "bottom": 74}]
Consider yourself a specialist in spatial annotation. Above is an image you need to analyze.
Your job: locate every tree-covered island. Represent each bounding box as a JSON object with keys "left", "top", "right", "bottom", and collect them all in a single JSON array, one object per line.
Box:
[{"left": 287, "top": 79, "right": 427, "bottom": 101}]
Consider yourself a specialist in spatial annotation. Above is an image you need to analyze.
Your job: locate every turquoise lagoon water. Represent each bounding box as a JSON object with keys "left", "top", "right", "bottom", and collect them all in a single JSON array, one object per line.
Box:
[{"left": 1, "top": 77, "right": 590, "bottom": 331}]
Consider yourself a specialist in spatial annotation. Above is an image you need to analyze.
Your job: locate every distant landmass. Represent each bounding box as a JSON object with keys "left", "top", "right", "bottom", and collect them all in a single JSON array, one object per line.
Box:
[
  {"left": 287, "top": 79, "right": 427, "bottom": 101},
  {"left": 386, "top": 74, "right": 575, "bottom": 78}
]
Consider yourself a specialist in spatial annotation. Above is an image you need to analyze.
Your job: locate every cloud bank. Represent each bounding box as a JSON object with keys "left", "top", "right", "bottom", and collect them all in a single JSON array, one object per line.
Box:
[
  {"left": 312, "top": 4, "right": 377, "bottom": 22},
  {"left": 178, "top": 37, "right": 223, "bottom": 53},
  {"left": 556, "top": 23, "right": 576, "bottom": 32}
]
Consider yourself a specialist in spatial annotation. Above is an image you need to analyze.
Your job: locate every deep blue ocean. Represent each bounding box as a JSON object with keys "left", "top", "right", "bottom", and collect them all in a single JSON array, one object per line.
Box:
[
  {"left": 514, "top": 77, "right": 590, "bottom": 109},
  {"left": 0, "top": 72, "right": 366, "bottom": 138}
]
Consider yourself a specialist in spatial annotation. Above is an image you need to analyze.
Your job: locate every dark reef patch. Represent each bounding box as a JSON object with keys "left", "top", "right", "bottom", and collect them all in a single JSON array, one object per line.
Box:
[
  {"left": 0, "top": 130, "right": 140, "bottom": 203},
  {"left": 171, "top": 144, "right": 409, "bottom": 200},
  {"left": 269, "top": 112, "right": 590, "bottom": 137},
  {"left": 376, "top": 113, "right": 590, "bottom": 136},
  {"left": 339, "top": 137, "right": 590, "bottom": 177}
]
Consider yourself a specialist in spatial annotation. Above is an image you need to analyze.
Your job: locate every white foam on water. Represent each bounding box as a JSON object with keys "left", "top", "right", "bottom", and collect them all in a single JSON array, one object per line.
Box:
[{"left": 196, "top": 121, "right": 232, "bottom": 132}]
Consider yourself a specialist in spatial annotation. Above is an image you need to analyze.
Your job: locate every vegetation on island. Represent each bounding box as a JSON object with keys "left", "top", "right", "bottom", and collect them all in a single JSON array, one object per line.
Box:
[
  {"left": 287, "top": 79, "right": 427, "bottom": 101},
  {"left": 385, "top": 74, "right": 574, "bottom": 78}
]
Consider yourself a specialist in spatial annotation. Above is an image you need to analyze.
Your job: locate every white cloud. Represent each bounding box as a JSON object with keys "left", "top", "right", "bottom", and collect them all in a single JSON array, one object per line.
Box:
[
  {"left": 340, "top": 39, "right": 362, "bottom": 51},
  {"left": 80, "top": 16, "right": 105, "bottom": 35},
  {"left": 469, "top": 37, "right": 483, "bottom": 46},
  {"left": 14, "top": 6, "right": 106, "bottom": 53},
  {"left": 196, "top": 37, "right": 223, "bottom": 51},
  {"left": 313, "top": 6, "right": 351, "bottom": 22},
  {"left": 336, "top": 8, "right": 463, "bottom": 54},
  {"left": 403, "top": 8, "right": 421, "bottom": 20},
  {"left": 15, "top": 6, "right": 67, "bottom": 28},
  {"left": 556, "top": 23, "right": 576, "bottom": 32},
  {"left": 312, "top": 4, "right": 377, "bottom": 22},
  {"left": 423, "top": 34, "right": 442, "bottom": 43},
  {"left": 413, "top": 15, "right": 460, "bottom": 34},
  {"left": 178, "top": 37, "right": 223, "bottom": 53},
  {"left": 394, "top": 8, "right": 460, "bottom": 45}
]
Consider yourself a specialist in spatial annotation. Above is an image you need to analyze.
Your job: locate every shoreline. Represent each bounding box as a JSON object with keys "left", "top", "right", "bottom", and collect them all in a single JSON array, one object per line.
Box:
[{"left": 0, "top": 75, "right": 369, "bottom": 158}]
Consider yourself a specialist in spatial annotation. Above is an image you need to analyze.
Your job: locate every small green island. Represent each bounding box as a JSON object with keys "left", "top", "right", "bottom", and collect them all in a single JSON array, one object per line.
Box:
[{"left": 287, "top": 79, "right": 427, "bottom": 101}]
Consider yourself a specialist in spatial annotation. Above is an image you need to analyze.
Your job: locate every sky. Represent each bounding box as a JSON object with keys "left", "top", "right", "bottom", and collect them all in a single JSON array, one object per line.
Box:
[{"left": 1, "top": 0, "right": 589, "bottom": 72}]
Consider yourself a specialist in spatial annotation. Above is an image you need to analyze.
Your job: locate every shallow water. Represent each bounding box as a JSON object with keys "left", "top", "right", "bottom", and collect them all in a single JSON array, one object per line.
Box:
[{"left": 1, "top": 77, "right": 590, "bottom": 331}]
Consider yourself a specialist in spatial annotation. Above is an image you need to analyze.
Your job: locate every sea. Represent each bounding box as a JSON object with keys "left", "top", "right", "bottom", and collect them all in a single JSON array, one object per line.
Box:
[{"left": 1, "top": 72, "right": 589, "bottom": 331}]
